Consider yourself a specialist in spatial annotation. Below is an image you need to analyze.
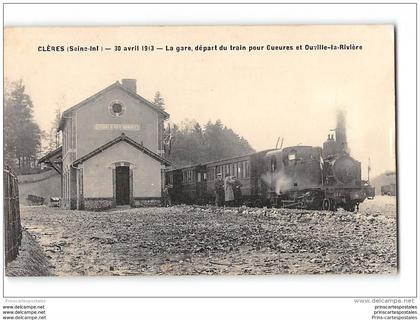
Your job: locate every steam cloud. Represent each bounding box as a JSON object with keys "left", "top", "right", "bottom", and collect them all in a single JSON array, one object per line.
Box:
[{"left": 261, "top": 170, "right": 293, "bottom": 195}]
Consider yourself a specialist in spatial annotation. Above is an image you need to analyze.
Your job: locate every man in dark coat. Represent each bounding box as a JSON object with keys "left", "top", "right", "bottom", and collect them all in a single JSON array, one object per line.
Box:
[
  {"left": 231, "top": 176, "right": 242, "bottom": 206},
  {"left": 214, "top": 173, "right": 224, "bottom": 207}
]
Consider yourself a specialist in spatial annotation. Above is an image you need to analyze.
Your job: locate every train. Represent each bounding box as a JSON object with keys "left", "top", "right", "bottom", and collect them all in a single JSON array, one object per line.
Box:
[{"left": 165, "top": 121, "right": 375, "bottom": 212}]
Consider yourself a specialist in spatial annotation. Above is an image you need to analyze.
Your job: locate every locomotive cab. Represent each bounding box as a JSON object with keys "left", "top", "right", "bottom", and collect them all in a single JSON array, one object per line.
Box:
[{"left": 263, "top": 146, "right": 324, "bottom": 208}]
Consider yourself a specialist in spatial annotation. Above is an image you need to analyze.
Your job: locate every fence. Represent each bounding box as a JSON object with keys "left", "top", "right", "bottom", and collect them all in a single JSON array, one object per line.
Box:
[{"left": 4, "top": 166, "right": 22, "bottom": 266}]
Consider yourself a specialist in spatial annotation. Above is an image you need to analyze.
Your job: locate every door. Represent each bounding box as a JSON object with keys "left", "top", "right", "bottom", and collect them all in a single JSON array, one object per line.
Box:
[
  {"left": 116, "top": 166, "right": 130, "bottom": 205},
  {"left": 196, "top": 168, "right": 207, "bottom": 204}
]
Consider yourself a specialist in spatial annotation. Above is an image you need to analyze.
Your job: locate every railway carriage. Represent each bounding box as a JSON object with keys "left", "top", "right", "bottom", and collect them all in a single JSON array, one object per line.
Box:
[
  {"left": 205, "top": 151, "right": 271, "bottom": 206},
  {"left": 166, "top": 164, "right": 207, "bottom": 204}
]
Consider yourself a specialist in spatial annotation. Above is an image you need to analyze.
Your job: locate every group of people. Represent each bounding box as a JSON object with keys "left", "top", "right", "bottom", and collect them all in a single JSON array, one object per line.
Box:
[
  {"left": 214, "top": 173, "right": 242, "bottom": 207},
  {"left": 162, "top": 173, "right": 243, "bottom": 207}
]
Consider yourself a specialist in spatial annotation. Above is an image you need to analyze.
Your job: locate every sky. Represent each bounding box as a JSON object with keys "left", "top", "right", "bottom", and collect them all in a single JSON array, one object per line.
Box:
[{"left": 4, "top": 25, "right": 395, "bottom": 178}]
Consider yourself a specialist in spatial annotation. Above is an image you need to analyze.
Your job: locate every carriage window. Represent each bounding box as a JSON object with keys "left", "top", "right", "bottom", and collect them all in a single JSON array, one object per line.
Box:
[
  {"left": 197, "top": 173, "right": 201, "bottom": 182},
  {"left": 244, "top": 161, "right": 250, "bottom": 178},
  {"left": 271, "top": 156, "right": 277, "bottom": 172},
  {"left": 238, "top": 163, "right": 242, "bottom": 178},
  {"left": 233, "top": 163, "right": 238, "bottom": 177},
  {"left": 203, "top": 172, "right": 207, "bottom": 180}
]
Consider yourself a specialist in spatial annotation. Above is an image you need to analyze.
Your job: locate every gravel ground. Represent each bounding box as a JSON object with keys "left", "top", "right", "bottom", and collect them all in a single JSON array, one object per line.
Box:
[{"left": 17, "top": 196, "right": 397, "bottom": 276}]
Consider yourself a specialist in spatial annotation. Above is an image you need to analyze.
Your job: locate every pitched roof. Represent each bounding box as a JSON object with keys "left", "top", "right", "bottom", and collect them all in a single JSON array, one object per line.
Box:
[
  {"left": 72, "top": 133, "right": 171, "bottom": 166},
  {"left": 38, "top": 146, "right": 62, "bottom": 163},
  {"left": 38, "top": 146, "right": 63, "bottom": 174},
  {"left": 58, "top": 81, "right": 169, "bottom": 131}
]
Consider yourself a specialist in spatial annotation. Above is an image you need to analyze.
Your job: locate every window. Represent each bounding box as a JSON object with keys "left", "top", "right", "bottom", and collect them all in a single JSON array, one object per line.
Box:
[
  {"left": 233, "top": 163, "right": 238, "bottom": 177},
  {"left": 270, "top": 156, "right": 277, "bottom": 172},
  {"left": 244, "top": 161, "right": 250, "bottom": 178},
  {"left": 186, "top": 169, "right": 194, "bottom": 183},
  {"left": 238, "top": 162, "right": 243, "bottom": 178},
  {"left": 109, "top": 100, "right": 126, "bottom": 116}
]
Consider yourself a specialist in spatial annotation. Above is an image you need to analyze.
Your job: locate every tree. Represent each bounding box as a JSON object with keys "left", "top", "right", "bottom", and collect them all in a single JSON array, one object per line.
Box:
[
  {"left": 46, "top": 108, "right": 62, "bottom": 152},
  {"left": 153, "top": 91, "right": 165, "bottom": 110},
  {"left": 167, "top": 119, "right": 255, "bottom": 166},
  {"left": 4, "top": 80, "right": 43, "bottom": 173}
]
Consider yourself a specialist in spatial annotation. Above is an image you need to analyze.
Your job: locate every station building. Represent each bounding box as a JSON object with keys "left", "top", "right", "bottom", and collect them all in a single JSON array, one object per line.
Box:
[{"left": 41, "top": 79, "right": 171, "bottom": 210}]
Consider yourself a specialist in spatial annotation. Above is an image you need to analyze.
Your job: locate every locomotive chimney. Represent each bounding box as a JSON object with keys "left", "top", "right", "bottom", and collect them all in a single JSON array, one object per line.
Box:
[
  {"left": 121, "top": 79, "right": 137, "bottom": 93},
  {"left": 336, "top": 109, "right": 348, "bottom": 154}
]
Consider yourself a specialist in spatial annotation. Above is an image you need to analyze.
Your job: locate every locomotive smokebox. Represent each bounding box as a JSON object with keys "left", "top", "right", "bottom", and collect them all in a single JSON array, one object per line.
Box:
[{"left": 332, "top": 155, "right": 361, "bottom": 185}]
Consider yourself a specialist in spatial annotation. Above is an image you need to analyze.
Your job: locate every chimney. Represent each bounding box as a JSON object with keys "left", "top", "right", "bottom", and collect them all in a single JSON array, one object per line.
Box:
[{"left": 121, "top": 79, "right": 137, "bottom": 93}]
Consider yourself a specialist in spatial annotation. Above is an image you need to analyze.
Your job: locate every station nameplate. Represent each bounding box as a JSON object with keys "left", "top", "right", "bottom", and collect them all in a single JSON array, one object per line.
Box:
[{"left": 94, "top": 124, "right": 140, "bottom": 131}]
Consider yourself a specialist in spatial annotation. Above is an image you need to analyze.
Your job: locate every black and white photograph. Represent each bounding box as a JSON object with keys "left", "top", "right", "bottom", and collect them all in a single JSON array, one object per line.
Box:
[{"left": 4, "top": 25, "right": 397, "bottom": 277}]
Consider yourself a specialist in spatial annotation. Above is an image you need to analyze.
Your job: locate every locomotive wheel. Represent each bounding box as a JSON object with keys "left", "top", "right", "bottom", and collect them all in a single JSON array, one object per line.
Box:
[
  {"left": 255, "top": 199, "right": 263, "bottom": 208},
  {"left": 344, "top": 203, "right": 356, "bottom": 212},
  {"left": 322, "top": 199, "right": 331, "bottom": 211}
]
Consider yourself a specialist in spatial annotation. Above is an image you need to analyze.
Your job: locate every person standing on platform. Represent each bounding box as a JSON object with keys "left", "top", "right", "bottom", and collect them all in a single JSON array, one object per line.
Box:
[
  {"left": 232, "top": 176, "right": 242, "bottom": 207},
  {"left": 224, "top": 174, "right": 235, "bottom": 207},
  {"left": 214, "top": 173, "right": 224, "bottom": 207}
]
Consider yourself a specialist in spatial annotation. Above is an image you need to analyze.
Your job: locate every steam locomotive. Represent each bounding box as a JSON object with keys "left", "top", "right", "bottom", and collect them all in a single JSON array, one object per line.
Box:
[{"left": 165, "top": 122, "right": 375, "bottom": 212}]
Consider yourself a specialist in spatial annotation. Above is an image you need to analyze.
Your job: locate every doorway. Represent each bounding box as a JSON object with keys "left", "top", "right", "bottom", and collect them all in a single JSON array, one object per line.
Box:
[{"left": 116, "top": 166, "right": 130, "bottom": 205}]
